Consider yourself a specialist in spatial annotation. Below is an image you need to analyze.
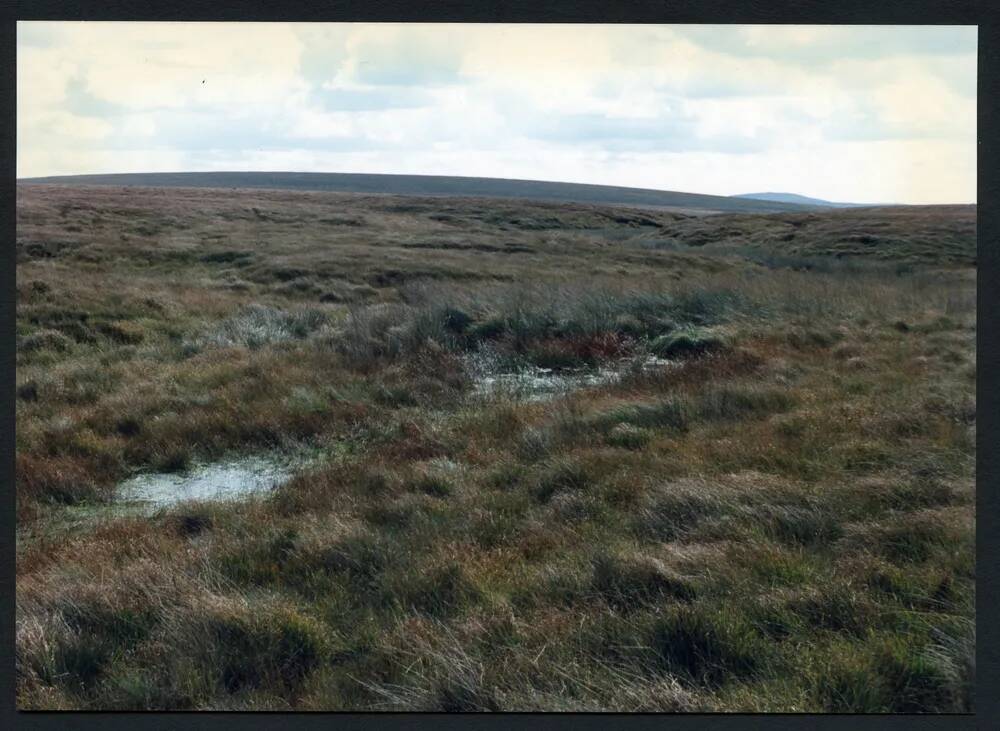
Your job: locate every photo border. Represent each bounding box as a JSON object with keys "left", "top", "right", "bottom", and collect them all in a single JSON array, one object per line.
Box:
[{"left": 2, "top": 2, "right": 995, "bottom": 730}]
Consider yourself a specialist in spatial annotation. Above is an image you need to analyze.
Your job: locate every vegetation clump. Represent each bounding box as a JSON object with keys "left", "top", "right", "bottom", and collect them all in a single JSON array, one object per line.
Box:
[
  {"left": 592, "top": 551, "right": 697, "bottom": 607},
  {"left": 651, "top": 328, "right": 729, "bottom": 359},
  {"left": 198, "top": 304, "right": 328, "bottom": 350},
  {"left": 651, "top": 606, "right": 770, "bottom": 686}
]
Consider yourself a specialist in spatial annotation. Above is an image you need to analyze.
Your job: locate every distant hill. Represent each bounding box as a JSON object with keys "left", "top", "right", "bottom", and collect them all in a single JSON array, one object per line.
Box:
[
  {"left": 19, "top": 172, "right": 824, "bottom": 215},
  {"left": 733, "top": 192, "right": 878, "bottom": 208}
]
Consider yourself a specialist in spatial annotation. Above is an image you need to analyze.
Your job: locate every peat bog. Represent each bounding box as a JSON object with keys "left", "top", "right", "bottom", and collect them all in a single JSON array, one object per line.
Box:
[{"left": 15, "top": 184, "right": 976, "bottom": 711}]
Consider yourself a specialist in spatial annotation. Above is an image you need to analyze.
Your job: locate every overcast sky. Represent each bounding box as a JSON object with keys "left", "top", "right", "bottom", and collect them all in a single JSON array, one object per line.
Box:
[{"left": 17, "top": 23, "right": 977, "bottom": 204}]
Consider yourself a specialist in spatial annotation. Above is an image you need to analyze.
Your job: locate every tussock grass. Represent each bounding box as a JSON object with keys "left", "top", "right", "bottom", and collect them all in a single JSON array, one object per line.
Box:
[
  {"left": 651, "top": 328, "right": 730, "bottom": 358},
  {"left": 651, "top": 605, "right": 773, "bottom": 687},
  {"left": 16, "top": 184, "right": 975, "bottom": 711},
  {"left": 591, "top": 551, "right": 697, "bottom": 608},
  {"left": 195, "top": 304, "right": 328, "bottom": 351},
  {"left": 605, "top": 424, "right": 652, "bottom": 450}
]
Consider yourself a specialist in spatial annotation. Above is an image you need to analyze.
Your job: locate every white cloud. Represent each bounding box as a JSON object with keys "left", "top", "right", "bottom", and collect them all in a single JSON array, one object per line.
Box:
[{"left": 16, "top": 22, "right": 977, "bottom": 203}]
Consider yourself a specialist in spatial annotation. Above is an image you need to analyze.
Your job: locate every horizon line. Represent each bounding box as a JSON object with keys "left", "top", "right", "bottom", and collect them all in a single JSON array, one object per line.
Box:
[{"left": 16, "top": 170, "right": 976, "bottom": 207}]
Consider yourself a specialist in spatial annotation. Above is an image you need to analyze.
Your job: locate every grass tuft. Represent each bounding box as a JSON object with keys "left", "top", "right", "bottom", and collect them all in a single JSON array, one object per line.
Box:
[
  {"left": 651, "top": 605, "right": 771, "bottom": 687},
  {"left": 592, "top": 551, "right": 697, "bottom": 608}
]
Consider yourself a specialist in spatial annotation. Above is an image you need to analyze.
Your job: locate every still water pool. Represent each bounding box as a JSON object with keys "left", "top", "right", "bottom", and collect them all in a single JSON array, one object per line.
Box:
[{"left": 116, "top": 455, "right": 297, "bottom": 511}]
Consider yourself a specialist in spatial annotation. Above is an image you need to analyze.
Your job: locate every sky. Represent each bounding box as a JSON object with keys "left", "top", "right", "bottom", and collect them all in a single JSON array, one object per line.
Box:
[{"left": 17, "top": 23, "right": 977, "bottom": 204}]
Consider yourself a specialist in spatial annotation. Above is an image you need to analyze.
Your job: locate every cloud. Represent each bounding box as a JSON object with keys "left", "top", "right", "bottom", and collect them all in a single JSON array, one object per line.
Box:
[
  {"left": 677, "top": 25, "right": 976, "bottom": 66},
  {"left": 64, "top": 74, "right": 121, "bottom": 117},
  {"left": 311, "top": 86, "right": 431, "bottom": 112},
  {"left": 16, "top": 22, "right": 977, "bottom": 203},
  {"left": 523, "top": 108, "right": 770, "bottom": 155}
]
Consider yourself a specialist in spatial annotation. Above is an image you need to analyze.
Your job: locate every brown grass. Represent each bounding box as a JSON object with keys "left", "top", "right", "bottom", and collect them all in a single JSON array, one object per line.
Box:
[{"left": 15, "top": 184, "right": 976, "bottom": 712}]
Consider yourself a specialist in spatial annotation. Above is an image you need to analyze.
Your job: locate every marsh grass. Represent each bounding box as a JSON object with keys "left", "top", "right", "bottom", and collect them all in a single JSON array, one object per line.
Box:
[
  {"left": 15, "top": 185, "right": 975, "bottom": 711},
  {"left": 195, "top": 304, "right": 329, "bottom": 351}
]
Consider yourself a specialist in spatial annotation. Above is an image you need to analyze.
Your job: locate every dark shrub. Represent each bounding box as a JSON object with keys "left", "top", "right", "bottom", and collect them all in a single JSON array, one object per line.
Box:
[
  {"left": 200, "top": 250, "right": 254, "bottom": 264},
  {"left": 812, "top": 636, "right": 971, "bottom": 712},
  {"left": 209, "top": 607, "right": 328, "bottom": 692},
  {"left": 170, "top": 508, "right": 215, "bottom": 537},
  {"left": 876, "top": 640, "right": 962, "bottom": 712},
  {"left": 17, "top": 381, "right": 39, "bottom": 402},
  {"left": 651, "top": 606, "right": 768, "bottom": 686},
  {"left": 524, "top": 340, "right": 591, "bottom": 370},
  {"left": 874, "top": 522, "right": 953, "bottom": 564},
  {"left": 651, "top": 329, "right": 729, "bottom": 359},
  {"left": 441, "top": 307, "right": 473, "bottom": 335},
  {"left": 468, "top": 317, "right": 506, "bottom": 341},
  {"left": 51, "top": 606, "right": 157, "bottom": 689},
  {"left": 155, "top": 450, "right": 191, "bottom": 473},
  {"left": 115, "top": 417, "right": 142, "bottom": 437}
]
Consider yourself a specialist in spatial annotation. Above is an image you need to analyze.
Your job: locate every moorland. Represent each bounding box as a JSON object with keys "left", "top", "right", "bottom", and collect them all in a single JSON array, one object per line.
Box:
[{"left": 15, "top": 182, "right": 976, "bottom": 711}]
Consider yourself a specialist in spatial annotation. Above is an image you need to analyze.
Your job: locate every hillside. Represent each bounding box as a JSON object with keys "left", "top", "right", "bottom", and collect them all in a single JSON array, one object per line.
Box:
[
  {"left": 19, "top": 172, "right": 826, "bottom": 215},
  {"left": 14, "top": 186, "right": 974, "bottom": 277},
  {"left": 733, "top": 192, "right": 872, "bottom": 208}
]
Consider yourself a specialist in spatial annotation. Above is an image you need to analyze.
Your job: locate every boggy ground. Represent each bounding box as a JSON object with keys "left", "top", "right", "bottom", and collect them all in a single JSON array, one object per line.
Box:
[{"left": 15, "top": 184, "right": 975, "bottom": 711}]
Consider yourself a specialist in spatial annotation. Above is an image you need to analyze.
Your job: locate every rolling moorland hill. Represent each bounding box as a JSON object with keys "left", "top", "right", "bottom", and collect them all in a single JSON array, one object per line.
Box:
[
  {"left": 732, "top": 192, "right": 874, "bottom": 208},
  {"left": 16, "top": 184, "right": 976, "bottom": 272},
  {"left": 19, "top": 171, "right": 827, "bottom": 215}
]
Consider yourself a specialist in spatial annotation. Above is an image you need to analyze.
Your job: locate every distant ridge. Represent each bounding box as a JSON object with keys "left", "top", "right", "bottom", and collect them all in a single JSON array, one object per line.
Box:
[
  {"left": 19, "top": 172, "right": 824, "bottom": 214},
  {"left": 733, "top": 192, "right": 879, "bottom": 208}
]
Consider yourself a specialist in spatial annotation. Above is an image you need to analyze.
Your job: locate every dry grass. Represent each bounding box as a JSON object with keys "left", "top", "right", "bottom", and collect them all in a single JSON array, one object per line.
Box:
[{"left": 15, "top": 184, "right": 975, "bottom": 711}]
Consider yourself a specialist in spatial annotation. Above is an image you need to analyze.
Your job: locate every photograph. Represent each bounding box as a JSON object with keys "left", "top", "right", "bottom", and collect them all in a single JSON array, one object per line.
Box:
[{"left": 14, "top": 21, "right": 977, "bottom": 712}]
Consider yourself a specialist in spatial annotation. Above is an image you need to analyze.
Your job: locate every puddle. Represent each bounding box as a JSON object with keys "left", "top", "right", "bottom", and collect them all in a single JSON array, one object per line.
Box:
[
  {"left": 473, "top": 365, "right": 622, "bottom": 402},
  {"left": 22, "top": 452, "right": 322, "bottom": 541},
  {"left": 468, "top": 352, "right": 678, "bottom": 402},
  {"left": 115, "top": 455, "right": 299, "bottom": 512}
]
